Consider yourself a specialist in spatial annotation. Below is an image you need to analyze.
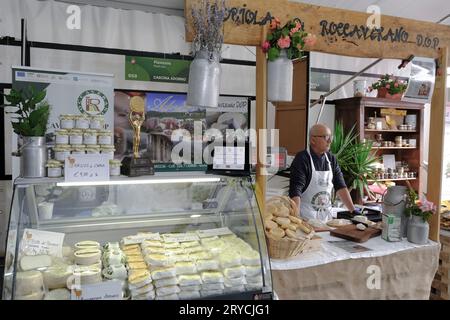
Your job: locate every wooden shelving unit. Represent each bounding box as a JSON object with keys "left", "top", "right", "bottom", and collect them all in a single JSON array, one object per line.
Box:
[{"left": 333, "top": 97, "right": 424, "bottom": 204}]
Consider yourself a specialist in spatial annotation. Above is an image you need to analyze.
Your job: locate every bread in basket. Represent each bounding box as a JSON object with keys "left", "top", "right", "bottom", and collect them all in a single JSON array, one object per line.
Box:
[{"left": 263, "top": 196, "right": 315, "bottom": 259}]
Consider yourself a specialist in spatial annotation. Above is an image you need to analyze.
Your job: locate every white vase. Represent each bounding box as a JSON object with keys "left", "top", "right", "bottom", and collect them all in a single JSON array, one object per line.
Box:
[
  {"left": 187, "top": 49, "right": 221, "bottom": 108},
  {"left": 407, "top": 215, "right": 429, "bottom": 245},
  {"left": 267, "top": 50, "right": 293, "bottom": 102}
]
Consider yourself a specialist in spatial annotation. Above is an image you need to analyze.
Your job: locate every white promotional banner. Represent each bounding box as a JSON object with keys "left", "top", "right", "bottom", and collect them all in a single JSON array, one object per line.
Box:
[{"left": 11, "top": 66, "right": 114, "bottom": 179}]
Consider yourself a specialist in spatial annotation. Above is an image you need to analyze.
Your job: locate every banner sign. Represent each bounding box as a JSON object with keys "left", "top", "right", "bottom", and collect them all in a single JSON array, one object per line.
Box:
[{"left": 125, "top": 56, "right": 191, "bottom": 83}]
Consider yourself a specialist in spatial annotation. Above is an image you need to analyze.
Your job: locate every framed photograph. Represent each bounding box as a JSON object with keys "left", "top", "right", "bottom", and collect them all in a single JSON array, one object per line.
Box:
[{"left": 404, "top": 57, "right": 436, "bottom": 102}]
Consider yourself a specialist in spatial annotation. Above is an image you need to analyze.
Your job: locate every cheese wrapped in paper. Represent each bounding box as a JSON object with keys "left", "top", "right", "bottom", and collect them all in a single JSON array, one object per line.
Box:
[
  {"left": 156, "top": 285, "right": 180, "bottom": 296},
  {"left": 154, "top": 277, "right": 178, "bottom": 288},
  {"left": 201, "top": 271, "right": 224, "bottom": 283},
  {"left": 177, "top": 274, "right": 202, "bottom": 286},
  {"left": 150, "top": 266, "right": 177, "bottom": 280}
]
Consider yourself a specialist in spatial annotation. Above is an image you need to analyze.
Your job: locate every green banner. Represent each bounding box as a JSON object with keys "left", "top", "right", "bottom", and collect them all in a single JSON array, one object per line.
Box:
[{"left": 125, "top": 56, "right": 191, "bottom": 83}]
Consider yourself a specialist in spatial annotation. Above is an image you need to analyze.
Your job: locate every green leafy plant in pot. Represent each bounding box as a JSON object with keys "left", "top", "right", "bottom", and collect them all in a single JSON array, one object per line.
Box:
[
  {"left": 330, "top": 121, "right": 379, "bottom": 204},
  {"left": 1, "top": 86, "right": 50, "bottom": 177}
]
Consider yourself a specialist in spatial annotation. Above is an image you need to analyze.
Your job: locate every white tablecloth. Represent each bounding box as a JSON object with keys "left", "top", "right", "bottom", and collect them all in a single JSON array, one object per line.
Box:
[{"left": 271, "top": 232, "right": 439, "bottom": 270}]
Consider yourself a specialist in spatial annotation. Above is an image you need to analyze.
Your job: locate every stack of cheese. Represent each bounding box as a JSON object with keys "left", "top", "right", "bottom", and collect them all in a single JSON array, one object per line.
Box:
[
  {"left": 264, "top": 196, "right": 315, "bottom": 241},
  {"left": 42, "top": 256, "right": 72, "bottom": 300},
  {"left": 143, "top": 239, "right": 180, "bottom": 300},
  {"left": 102, "top": 242, "right": 128, "bottom": 298},
  {"left": 72, "top": 241, "right": 102, "bottom": 286},
  {"left": 121, "top": 242, "right": 154, "bottom": 300}
]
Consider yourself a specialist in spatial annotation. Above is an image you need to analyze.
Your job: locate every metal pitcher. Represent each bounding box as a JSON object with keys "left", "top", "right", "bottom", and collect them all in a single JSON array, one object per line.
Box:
[
  {"left": 382, "top": 186, "right": 408, "bottom": 239},
  {"left": 20, "top": 136, "right": 47, "bottom": 178}
]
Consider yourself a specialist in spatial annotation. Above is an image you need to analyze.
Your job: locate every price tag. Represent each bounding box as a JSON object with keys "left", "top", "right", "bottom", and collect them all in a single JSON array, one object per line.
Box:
[
  {"left": 196, "top": 227, "right": 233, "bottom": 238},
  {"left": 213, "top": 146, "right": 245, "bottom": 170},
  {"left": 71, "top": 281, "right": 122, "bottom": 300},
  {"left": 20, "top": 229, "right": 65, "bottom": 257},
  {"left": 65, "top": 154, "right": 109, "bottom": 182},
  {"left": 163, "top": 233, "right": 200, "bottom": 243}
]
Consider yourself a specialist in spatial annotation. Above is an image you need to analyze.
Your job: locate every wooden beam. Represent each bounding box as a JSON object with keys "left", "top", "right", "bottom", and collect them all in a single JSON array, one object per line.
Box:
[
  {"left": 186, "top": 0, "right": 450, "bottom": 59},
  {"left": 255, "top": 26, "right": 268, "bottom": 216},
  {"left": 427, "top": 47, "right": 448, "bottom": 242}
]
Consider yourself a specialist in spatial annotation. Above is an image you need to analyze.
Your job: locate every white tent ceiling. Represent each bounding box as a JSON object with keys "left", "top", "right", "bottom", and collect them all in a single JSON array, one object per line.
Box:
[{"left": 52, "top": 0, "right": 450, "bottom": 24}]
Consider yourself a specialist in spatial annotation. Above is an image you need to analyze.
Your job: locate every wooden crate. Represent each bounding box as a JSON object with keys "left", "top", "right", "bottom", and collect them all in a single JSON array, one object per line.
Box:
[{"left": 431, "top": 233, "right": 450, "bottom": 300}]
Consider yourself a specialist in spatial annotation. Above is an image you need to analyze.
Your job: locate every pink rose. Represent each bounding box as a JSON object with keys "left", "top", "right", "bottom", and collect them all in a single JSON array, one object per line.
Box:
[
  {"left": 261, "top": 41, "right": 270, "bottom": 53},
  {"left": 386, "top": 84, "right": 391, "bottom": 89},
  {"left": 304, "top": 34, "right": 317, "bottom": 47},
  {"left": 277, "top": 36, "right": 291, "bottom": 49},
  {"left": 289, "top": 22, "right": 302, "bottom": 36},
  {"left": 269, "top": 17, "right": 281, "bottom": 30}
]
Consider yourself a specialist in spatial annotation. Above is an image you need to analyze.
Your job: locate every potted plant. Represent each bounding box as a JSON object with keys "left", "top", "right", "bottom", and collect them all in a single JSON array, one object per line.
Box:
[
  {"left": 330, "top": 122, "right": 379, "bottom": 203},
  {"left": 186, "top": 0, "right": 226, "bottom": 108},
  {"left": 405, "top": 189, "right": 436, "bottom": 244},
  {"left": 368, "top": 74, "right": 408, "bottom": 99},
  {"left": 1, "top": 86, "right": 50, "bottom": 177},
  {"left": 261, "top": 18, "right": 316, "bottom": 102}
]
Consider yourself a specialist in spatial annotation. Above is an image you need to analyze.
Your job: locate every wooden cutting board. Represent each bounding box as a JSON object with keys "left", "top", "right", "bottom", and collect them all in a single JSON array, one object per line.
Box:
[{"left": 329, "top": 224, "right": 381, "bottom": 243}]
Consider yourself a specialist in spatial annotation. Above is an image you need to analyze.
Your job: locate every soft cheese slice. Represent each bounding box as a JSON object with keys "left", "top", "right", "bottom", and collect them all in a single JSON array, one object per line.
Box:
[
  {"left": 74, "top": 240, "right": 100, "bottom": 250},
  {"left": 20, "top": 255, "right": 52, "bottom": 271},
  {"left": 73, "top": 248, "right": 101, "bottom": 265}
]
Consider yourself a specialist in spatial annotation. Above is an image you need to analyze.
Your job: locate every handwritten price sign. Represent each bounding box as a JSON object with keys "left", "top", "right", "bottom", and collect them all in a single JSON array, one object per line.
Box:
[{"left": 65, "top": 154, "right": 109, "bottom": 182}]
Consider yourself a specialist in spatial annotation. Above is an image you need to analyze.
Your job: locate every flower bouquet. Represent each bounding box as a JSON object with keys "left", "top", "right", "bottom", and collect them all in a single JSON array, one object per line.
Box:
[{"left": 369, "top": 74, "right": 408, "bottom": 99}]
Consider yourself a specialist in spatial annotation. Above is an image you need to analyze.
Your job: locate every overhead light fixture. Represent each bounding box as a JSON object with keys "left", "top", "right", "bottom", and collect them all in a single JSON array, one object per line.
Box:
[{"left": 57, "top": 177, "right": 221, "bottom": 187}]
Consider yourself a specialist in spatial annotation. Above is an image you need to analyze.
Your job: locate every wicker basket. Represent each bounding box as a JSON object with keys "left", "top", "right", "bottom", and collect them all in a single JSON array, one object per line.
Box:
[
  {"left": 265, "top": 232, "right": 310, "bottom": 259},
  {"left": 264, "top": 196, "right": 314, "bottom": 259}
]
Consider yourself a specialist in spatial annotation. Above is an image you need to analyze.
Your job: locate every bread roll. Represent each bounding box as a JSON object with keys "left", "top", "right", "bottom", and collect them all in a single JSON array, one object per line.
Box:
[
  {"left": 264, "top": 219, "right": 278, "bottom": 230},
  {"left": 268, "top": 227, "right": 285, "bottom": 239},
  {"left": 274, "top": 217, "right": 291, "bottom": 227},
  {"left": 273, "top": 206, "right": 290, "bottom": 217},
  {"left": 282, "top": 223, "right": 297, "bottom": 231}
]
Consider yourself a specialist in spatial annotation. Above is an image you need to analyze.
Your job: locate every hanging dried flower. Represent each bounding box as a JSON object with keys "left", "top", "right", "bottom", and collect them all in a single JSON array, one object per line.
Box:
[{"left": 190, "top": 0, "right": 226, "bottom": 57}]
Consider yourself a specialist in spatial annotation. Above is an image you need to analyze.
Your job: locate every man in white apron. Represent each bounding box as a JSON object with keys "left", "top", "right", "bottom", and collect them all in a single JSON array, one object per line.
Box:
[{"left": 289, "top": 124, "right": 357, "bottom": 222}]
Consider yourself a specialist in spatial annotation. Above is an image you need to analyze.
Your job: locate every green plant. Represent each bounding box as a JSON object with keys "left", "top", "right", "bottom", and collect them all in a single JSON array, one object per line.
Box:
[
  {"left": 1, "top": 86, "right": 50, "bottom": 136},
  {"left": 261, "top": 18, "right": 316, "bottom": 61},
  {"left": 369, "top": 74, "right": 408, "bottom": 95},
  {"left": 330, "top": 122, "right": 379, "bottom": 199},
  {"left": 405, "top": 188, "right": 436, "bottom": 222}
]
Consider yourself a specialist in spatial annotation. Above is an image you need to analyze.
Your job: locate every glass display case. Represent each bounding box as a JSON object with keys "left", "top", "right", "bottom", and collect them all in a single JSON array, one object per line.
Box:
[{"left": 2, "top": 173, "right": 272, "bottom": 300}]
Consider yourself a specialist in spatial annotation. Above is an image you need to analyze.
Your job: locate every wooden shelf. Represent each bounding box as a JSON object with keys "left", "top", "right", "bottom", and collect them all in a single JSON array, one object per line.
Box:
[
  {"left": 365, "top": 129, "right": 417, "bottom": 133},
  {"left": 371, "top": 147, "right": 417, "bottom": 150},
  {"left": 367, "top": 178, "right": 417, "bottom": 182}
]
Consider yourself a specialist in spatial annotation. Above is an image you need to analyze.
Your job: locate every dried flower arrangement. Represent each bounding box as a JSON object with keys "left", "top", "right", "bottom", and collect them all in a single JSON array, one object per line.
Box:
[{"left": 190, "top": 0, "right": 226, "bottom": 57}]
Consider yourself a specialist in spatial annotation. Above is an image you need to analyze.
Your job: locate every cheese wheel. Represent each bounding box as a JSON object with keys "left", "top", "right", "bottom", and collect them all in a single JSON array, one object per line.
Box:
[
  {"left": 179, "top": 291, "right": 201, "bottom": 299},
  {"left": 42, "top": 267, "right": 71, "bottom": 289},
  {"left": 44, "top": 288, "right": 70, "bottom": 300},
  {"left": 154, "top": 277, "right": 178, "bottom": 288},
  {"left": 15, "top": 291, "right": 44, "bottom": 300},
  {"left": 74, "top": 240, "right": 100, "bottom": 250},
  {"left": 201, "top": 271, "right": 224, "bottom": 284},
  {"left": 131, "top": 283, "right": 155, "bottom": 295},
  {"left": 178, "top": 274, "right": 202, "bottom": 287},
  {"left": 127, "top": 262, "right": 147, "bottom": 270},
  {"left": 155, "top": 293, "right": 179, "bottom": 300},
  {"left": 132, "top": 290, "right": 156, "bottom": 300},
  {"left": 20, "top": 255, "right": 52, "bottom": 271},
  {"left": 275, "top": 217, "right": 291, "bottom": 227},
  {"left": 74, "top": 248, "right": 101, "bottom": 265},
  {"left": 15, "top": 271, "right": 44, "bottom": 296},
  {"left": 156, "top": 285, "right": 180, "bottom": 296}
]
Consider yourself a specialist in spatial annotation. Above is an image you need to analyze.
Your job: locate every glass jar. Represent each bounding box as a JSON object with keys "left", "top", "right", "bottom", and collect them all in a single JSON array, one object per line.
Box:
[
  {"left": 75, "top": 115, "right": 90, "bottom": 129},
  {"left": 72, "top": 145, "right": 86, "bottom": 155},
  {"left": 83, "top": 129, "right": 98, "bottom": 145},
  {"left": 90, "top": 116, "right": 105, "bottom": 130},
  {"left": 97, "top": 130, "right": 113, "bottom": 145},
  {"left": 69, "top": 129, "right": 83, "bottom": 145},
  {"left": 54, "top": 145, "right": 71, "bottom": 162},
  {"left": 86, "top": 145, "right": 101, "bottom": 155},
  {"left": 46, "top": 160, "right": 63, "bottom": 178},
  {"left": 100, "top": 145, "right": 115, "bottom": 160},
  {"left": 109, "top": 160, "right": 122, "bottom": 176},
  {"left": 55, "top": 129, "right": 69, "bottom": 145},
  {"left": 60, "top": 114, "right": 75, "bottom": 129}
]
